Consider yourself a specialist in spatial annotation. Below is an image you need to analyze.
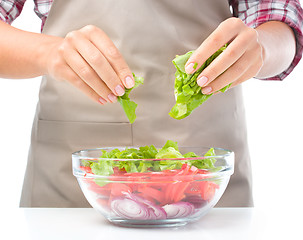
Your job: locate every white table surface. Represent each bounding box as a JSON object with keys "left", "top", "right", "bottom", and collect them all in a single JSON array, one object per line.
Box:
[{"left": 3, "top": 207, "right": 301, "bottom": 240}]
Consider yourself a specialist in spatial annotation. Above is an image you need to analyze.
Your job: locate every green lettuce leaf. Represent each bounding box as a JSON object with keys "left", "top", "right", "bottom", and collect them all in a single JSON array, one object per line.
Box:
[
  {"left": 158, "top": 160, "right": 184, "bottom": 171},
  {"left": 139, "top": 145, "right": 158, "bottom": 159},
  {"left": 183, "top": 152, "right": 200, "bottom": 158},
  {"left": 161, "top": 140, "right": 179, "bottom": 151},
  {"left": 155, "top": 140, "right": 183, "bottom": 159},
  {"left": 190, "top": 148, "right": 216, "bottom": 169},
  {"left": 155, "top": 147, "right": 184, "bottom": 159},
  {"left": 91, "top": 160, "right": 114, "bottom": 176},
  {"left": 90, "top": 160, "right": 114, "bottom": 187},
  {"left": 88, "top": 140, "right": 219, "bottom": 187},
  {"left": 169, "top": 45, "right": 231, "bottom": 120},
  {"left": 117, "top": 73, "right": 144, "bottom": 124}
]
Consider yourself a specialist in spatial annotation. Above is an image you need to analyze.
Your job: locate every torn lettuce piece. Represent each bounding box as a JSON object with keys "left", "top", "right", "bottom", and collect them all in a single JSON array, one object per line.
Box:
[
  {"left": 90, "top": 140, "right": 218, "bottom": 176},
  {"left": 169, "top": 45, "right": 231, "bottom": 120},
  {"left": 91, "top": 160, "right": 114, "bottom": 176},
  {"left": 139, "top": 145, "right": 158, "bottom": 159},
  {"left": 161, "top": 140, "right": 180, "bottom": 152},
  {"left": 155, "top": 140, "right": 183, "bottom": 159},
  {"left": 117, "top": 73, "right": 144, "bottom": 124},
  {"left": 88, "top": 140, "right": 221, "bottom": 187},
  {"left": 155, "top": 147, "right": 184, "bottom": 159},
  {"left": 190, "top": 148, "right": 216, "bottom": 169},
  {"left": 90, "top": 160, "right": 114, "bottom": 187}
]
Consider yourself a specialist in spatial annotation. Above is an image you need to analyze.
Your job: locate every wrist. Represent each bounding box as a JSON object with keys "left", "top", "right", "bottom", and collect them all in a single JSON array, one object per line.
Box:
[
  {"left": 254, "top": 27, "right": 269, "bottom": 78},
  {"left": 254, "top": 21, "right": 296, "bottom": 79},
  {"left": 38, "top": 35, "right": 63, "bottom": 76}
]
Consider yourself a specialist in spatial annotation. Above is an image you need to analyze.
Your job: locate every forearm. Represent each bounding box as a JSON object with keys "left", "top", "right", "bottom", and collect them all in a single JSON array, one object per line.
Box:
[
  {"left": 0, "top": 20, "right": 61, "bottom": 79},
  {"left": 255, "top": 21, "right": 296, "bottom": 79}
]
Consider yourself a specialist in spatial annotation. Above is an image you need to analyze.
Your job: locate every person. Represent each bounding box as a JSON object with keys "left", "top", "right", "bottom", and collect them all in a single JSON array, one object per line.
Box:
[{"left": 0, "top": 0, "right": 302, "bottom": 208}]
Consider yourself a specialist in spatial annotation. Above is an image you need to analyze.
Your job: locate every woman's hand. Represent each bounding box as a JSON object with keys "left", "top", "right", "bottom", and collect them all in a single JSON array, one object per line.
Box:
[
  {"left": 185, "top": 17, "right": 264, "bottom": 95},
  {"left": 185, "top": 17, "right": 296, "bottom": 95},
  {"left": 46, "top": 25, "right": 134, "bottom": 104}
]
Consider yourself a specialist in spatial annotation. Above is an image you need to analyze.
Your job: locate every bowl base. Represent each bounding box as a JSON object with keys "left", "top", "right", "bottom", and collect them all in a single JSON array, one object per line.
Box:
[{"left": 108, "top": 217, "right": 200, "bottom": 228}]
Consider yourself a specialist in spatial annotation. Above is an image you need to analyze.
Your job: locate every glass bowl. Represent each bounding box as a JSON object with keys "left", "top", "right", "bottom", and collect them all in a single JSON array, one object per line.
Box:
[{"left": 72, "top": 146, "right": 234, "bottom": 228}]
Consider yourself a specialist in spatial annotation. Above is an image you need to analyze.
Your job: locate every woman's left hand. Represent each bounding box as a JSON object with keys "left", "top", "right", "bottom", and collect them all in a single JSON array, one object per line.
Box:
[{"left": 184, "top": 17, "right": 264, "bottom": 95}]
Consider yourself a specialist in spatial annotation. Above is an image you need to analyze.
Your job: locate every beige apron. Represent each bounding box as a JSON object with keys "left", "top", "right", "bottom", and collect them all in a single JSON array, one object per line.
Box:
[{"left": 20, "top": 0, "right": 253, "bottom": 207}]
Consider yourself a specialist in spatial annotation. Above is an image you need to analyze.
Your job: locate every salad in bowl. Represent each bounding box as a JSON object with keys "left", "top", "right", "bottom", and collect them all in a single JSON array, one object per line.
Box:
[{"left": 72, "top": 140, "right": 234, "bottom": 227}]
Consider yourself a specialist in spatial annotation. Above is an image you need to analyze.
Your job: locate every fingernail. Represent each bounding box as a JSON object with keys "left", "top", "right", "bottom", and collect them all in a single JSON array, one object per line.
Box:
[
  {"left": 98, "top": 97, "right": 107, "bottom": 105},
  {"left": 125, "top": 76, "right": 135, "bottom": 88},
  {"left": 197, "top": 76, "right": 208, "bottom": 87},
  {"left": 108, "top": 93, "right": 117, "bottom": 103},
  {"left": 185, "top": 63, "right": 195, "bottom": 74},
  {"left": 115, "top": 84, "right": 125, "bottom": 96},
  {"left": 202, "top": 86, "right": 212, "bottom": 95}
]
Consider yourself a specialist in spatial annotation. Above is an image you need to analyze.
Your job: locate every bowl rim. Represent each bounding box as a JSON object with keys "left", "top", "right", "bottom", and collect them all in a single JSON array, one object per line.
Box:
[
  {"left": 72, "top": 146, "right": 234, "bottom": 161},
  {"left": 72, "top": 146, "right": 234, "bottom": 179}
]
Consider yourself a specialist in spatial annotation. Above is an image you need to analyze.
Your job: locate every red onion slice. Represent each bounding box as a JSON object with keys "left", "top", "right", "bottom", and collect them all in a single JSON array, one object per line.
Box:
[
  {"left": 163, "top": 202, "right": 195, "bottom": 219},
  {"left": 126, "top": 193, "right": 167, "bottom": 220},
  {"left": 183, "top": 195, "right": 208, "bottom": 208},
  {"left": 110, "top": 197, "right": 151, "bottom": 220},
  {"left": 110, "top": 193, "right": 167, "bottom": 220}
]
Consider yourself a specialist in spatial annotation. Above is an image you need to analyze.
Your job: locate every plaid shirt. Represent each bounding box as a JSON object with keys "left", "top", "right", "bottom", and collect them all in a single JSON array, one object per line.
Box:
[{"left": 1, "top": 0, "right": 302, "bottom": 80}]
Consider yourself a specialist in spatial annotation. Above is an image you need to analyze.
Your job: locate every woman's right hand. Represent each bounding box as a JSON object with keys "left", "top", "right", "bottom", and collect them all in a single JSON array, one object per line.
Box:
[{"left": 45, "top": 25, "right": 134, "bottom": 105}]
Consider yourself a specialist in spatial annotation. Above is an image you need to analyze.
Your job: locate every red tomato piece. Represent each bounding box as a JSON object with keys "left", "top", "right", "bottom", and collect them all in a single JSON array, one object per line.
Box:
[
  {"left": 88, "top": 182, "right": 113, "bottom": 197},
  {"left": 80, "top": 166, "right": 93, "bottom": 174},
  {"left": 136, "top": 192, "right": 157, "bottom": 204},
  {"left": 163, "top": 164, "right": 192, "bottom": 204},
  {"left": 190, "top": 165, "right": 199, "bottom": 173},
  {"left": 199, "top": 181, "right": 219, "bottom": 201},
  {"left": 110, "top": 183, "right": 132, "bottom": 197},
  {"left": 185, "top": 181, "right": 202, "bottom": 195},
  {"left": 145, "top": 182, "right": 166, "bottom": 190},
  {"left": 172, "top": 182, "right": 191, "bottom": 202},
  {"left": 113, "top": 167, "right": 126, "bottom": 174},
  {"left": 137, "top": 186, "right": 165, "bottom": 203}
]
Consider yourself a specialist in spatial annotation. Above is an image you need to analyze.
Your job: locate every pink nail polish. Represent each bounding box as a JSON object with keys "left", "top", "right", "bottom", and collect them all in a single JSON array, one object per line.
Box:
[
  {"left": 98, "top": 97, "right": 107, "bottom": 105},
  {"left": 197, "top": 76, "right": 208, "bottom": 87},
  {"left": 125, "top": 76, "right": 135, "bottom": 88},
  {"left": 185, "top": 63, "right": 195, "bottom": 74},
  {"left": 115, "top": 84, "right": 125, "bottom": 96},
  {"left": 202, "top": 86, "right": 212, "bottom": 95},
  {"left": 108, "top": 93, "right": 117, "bottom": 103}
]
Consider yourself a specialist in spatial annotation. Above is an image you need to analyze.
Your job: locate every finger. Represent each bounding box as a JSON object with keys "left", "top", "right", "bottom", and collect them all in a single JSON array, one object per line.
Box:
[
  {"left": 201, "top": 47, "right": 261, "bottom": 95},
  {"left": 80, "top": 25, "right": 135, "bottom": 89},
  {"left": 59, "top": 65, "right": 108, "bottom": 105},
  {"left": 61, "top": 44, "right": 118, "bottom": 103},
  {"left": 185, "top": 18, "right": 246, "bottom": 74},
  {"left": 65, "top": 31, "right": 125, "bottom": 97},
  {"left": 196, "top": 28, "right": 258, "bottom": 87}
]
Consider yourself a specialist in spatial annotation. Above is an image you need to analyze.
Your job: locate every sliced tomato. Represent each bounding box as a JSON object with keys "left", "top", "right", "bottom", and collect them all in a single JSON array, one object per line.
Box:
[
  {"left": 88, "top": 163, "right": 219, "bottom": 206},
  {"left": 110, "top": 183, "right": 132, "bottom": 197},
  {"left": 190, "top": 165, "right": 199, "bottom": 174},
  {"left": 185, "top": 181, "right": 202, "bottom": 195},
  {"left": 113, "top": 167, "right": 126, "bottom": 175},
  {"left": 171, "top": 181, "right": 191, "bottom": 202},
  {"left": 123, "top": 171, "right": 170, "bottom": 192},
  {"left": 163, "top": 164, "right": 194, "bottom": 203},
  {"left": 88, "top": 181, "right": 113, "bottom": 196},
  {"left": 137, "top": 186, "right": 165, "bottom": 203},
  {"left": 144, "top": 182, "right": 167, "bottom": 190},
  {"left": 199, "top": 181, "right": 219, "bottom": 201},
  {"left": 123, "top": 172, "right": 155, "bottom": 177},
  {"left": 80, "top": 166, "right": 93, "bottom": 174},
  {"left": 162, "top": 169, "right": 181, "bottom": 175},
  {"left": 172, "top": 187, "right": 186, "bottom": 202},
  {"left": 198, "top": 169, "right": 210, "bottom": 174}
]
